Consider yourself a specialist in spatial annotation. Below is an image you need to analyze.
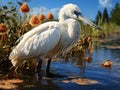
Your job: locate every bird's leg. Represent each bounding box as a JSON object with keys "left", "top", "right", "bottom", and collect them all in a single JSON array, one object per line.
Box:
[
  {"left": 9, "top": 66, "right": 18, "bottom": 74},
  {"left": 9, "top": 66, "right": 22, "bottom": 79},
  {"left": 37, "top": 58, "right": 43, "bottom": 79},
  {"left": 46, "top": 58, "right": 52, "bottom": 77}
]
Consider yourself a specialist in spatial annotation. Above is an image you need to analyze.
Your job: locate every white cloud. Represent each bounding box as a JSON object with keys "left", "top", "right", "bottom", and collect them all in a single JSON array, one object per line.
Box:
[
  {"left": 29, "top": 7, "right": 60, "bottom": 19},
  {"left": 99, "top": 0, "right": 112, "bottom": 8}
]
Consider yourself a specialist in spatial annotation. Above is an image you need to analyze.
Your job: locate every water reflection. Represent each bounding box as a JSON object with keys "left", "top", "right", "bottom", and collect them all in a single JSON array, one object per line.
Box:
[
  {"left": 88, "top": 38, "right": 120, "bottom": 80},
  {"left": 20, "top": 76, "right": 62, "bottom": 90},
  {"left": 93, "top": 38, "right": 120, "bottom": 62}
]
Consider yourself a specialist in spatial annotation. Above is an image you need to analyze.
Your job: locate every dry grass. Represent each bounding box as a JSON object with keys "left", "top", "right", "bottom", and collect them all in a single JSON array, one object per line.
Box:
[{"left": 0, "top": 79, "right": 24, "bottom": 89}]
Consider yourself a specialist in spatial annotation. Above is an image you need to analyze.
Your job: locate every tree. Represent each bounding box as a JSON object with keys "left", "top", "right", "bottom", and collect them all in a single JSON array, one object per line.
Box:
[
  {"left": 110, "top": 2, "right": 120, "bottom": 25},
  {"left": 95, "top": 10, "right": 102, "bottom": 25},
  {"left": 103, "top": 8, "right": 109, "bottom": 23},
  {"left": 95, "top": 8, "right": 109, "bottom": 25}
]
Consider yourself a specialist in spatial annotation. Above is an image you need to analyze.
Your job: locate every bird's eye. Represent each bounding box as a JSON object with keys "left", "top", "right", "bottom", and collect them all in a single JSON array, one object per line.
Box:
[
  {"left": 74, "top": 10, "right": 81, "bottom": 16},
  {"left": 74, "top": 11, "right": 78, "bottom": 14}
]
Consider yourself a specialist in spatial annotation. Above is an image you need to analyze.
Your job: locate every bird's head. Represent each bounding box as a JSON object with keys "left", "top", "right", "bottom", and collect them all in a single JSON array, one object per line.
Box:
[{"left": 59, "top": 3, "right": 101, "bottom": 31}]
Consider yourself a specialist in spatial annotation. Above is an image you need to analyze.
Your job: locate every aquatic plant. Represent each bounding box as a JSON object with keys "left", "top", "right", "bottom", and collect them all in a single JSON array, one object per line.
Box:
[
  {"left": 19, "top": 3, "right": 30, "bottom": 13},
  {"left": 29, "top": 15, "right": 40, "bottom": 26},
  {"left": 47, "top": 12, "right": 54, "bottom": 20},
  {"left": 0, "top": 1, "right": 32, "bottom": 74},
  {"left": 39, "top": 13, "right": 45, "bottom": 22},
  {"left": 0, "top": 24, "right": 8, "bottom": 45}
]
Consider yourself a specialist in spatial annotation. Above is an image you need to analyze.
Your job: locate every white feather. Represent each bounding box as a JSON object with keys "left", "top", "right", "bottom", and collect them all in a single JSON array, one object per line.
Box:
[{"left": 9, "top": 22, "right": 61, "bottom": 61}]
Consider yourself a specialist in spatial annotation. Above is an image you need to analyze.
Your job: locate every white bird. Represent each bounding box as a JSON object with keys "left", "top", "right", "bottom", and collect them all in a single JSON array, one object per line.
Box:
[{"left": 9, "top": 3, "right": 101, "bottom": 78}]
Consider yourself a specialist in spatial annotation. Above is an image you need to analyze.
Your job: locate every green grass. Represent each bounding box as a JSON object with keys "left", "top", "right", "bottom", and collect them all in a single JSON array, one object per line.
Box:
[{"left": 80, "top": 21, "right": 120, "bottom": 38}]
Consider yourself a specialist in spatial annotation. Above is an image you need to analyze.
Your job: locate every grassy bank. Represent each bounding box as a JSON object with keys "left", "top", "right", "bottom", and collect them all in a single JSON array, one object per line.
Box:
[{"left": 80, "top": 21, "right": 120, "bottom": 38}]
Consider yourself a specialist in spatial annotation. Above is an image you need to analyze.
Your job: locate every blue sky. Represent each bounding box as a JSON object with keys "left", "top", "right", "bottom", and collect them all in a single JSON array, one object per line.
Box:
[{"left": 1, "top": 0, "right": 120, "bottom": 20}]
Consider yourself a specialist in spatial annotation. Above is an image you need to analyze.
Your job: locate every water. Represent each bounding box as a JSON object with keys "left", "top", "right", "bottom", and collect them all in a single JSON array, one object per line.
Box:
[{"left": 19, "top": 37, "right": 120, "bottom": 90}]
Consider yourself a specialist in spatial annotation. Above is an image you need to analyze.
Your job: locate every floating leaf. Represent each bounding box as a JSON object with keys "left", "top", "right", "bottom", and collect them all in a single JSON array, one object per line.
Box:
[
  {"left": 101, "top": 60, "right": 112, "bottom": 69},
  {"left": 62, "top": 80, "right": 70, "bottom": 83}
]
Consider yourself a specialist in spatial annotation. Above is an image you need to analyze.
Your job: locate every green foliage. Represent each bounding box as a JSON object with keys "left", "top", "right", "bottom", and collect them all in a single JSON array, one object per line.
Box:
[
  {"left": 0, "top": 0, "right": 33, "bottom": 74},
  {"left": 110, "top": 2, "right": 120, "bottom": 25},
  {"left": 103, "top": 8, "right": 109, "bottom": 23},
  {"left": 0, "top": 2, "right": 19, "bottom": 46},
  {"left": 0, "top": 0, "right": 32, "bottom": 56},
  {"left": 94, "top": 2, "right": 120, "bottom": 37},
  {"left": 17, "top": 0, "right": 31, "bottom": 6},
  {"left": 95, "top": 10, "right": 102, "bottom": 25},
  {"left": 95, "top": 8, "right": 109, "bottom": 25}
]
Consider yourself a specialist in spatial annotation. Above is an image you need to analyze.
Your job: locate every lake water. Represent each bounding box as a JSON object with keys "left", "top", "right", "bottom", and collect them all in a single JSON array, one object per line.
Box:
[{"left": 20, "top": 37, "right": 120, "bottom": 90}]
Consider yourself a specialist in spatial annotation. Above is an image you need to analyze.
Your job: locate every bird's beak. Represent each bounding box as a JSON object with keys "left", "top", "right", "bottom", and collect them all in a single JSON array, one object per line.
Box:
[{"left": 78, "top": 15, "right": 102, "bottom": 31}]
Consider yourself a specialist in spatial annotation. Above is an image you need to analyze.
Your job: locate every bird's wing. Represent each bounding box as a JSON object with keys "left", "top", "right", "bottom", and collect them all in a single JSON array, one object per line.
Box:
[
  {"left": 9, "top": 22, "right": 61, "bottom": 60},
  {"left": 15, "top": 22, "right": 51, "bottom": 44}
]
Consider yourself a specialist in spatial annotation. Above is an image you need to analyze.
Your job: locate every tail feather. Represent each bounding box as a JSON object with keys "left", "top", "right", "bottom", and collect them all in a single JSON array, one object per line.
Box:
[
  {"left": 9, "top": 49, "right": 23, "bottom": 68},
  {"left": 11, "top": 59, "right": 17, "bottom": 67},
  {"left": 11, "top": 59, "right": 23, "bottom": 68},
  {"left": 9, "top": 51, "right": 15, "bottom": 60},
  {"left": 9, "top": 48, "right": 19, "bottom": 61}
]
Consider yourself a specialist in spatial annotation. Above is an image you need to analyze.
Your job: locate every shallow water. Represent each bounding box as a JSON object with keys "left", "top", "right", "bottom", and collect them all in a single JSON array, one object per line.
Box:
[{"left": 19, "top": 38, "right": 120, "bottom": 90}]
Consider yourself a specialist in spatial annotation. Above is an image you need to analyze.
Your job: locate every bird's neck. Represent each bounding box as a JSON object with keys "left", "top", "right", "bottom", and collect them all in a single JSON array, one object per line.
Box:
[
  {"left": 59, "top": 12, "right": 70, "bottom": 23},
  {"left": 64, "top": 19, "right": 81, "bottom": 40},
  {"left": 59, "top": 16, "right": 68, "bottom": 23}
]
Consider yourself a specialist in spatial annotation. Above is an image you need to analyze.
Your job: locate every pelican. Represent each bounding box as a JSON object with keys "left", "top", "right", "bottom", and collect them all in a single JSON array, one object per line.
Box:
[{"left": 9, "top": 3, "right": 101, "bottom": 78}]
